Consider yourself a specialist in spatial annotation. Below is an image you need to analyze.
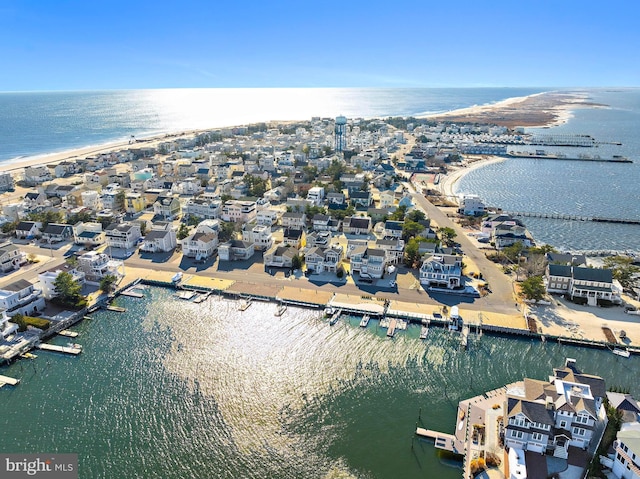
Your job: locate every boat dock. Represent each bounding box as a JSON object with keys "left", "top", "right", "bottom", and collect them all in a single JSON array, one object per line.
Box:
[
  {"left": 106, "top": 305, "right": 126, "bottom": 312},
  {"left": 329, "top": 309, "right": 342, "bottom": 326},
  {"left": 461, "top": 325, "right": 469, "bottom": 349},
  {"left": 387, "top": 318, "right": 397, "bottom": 337},
  {"left": 238, "top": 298, "right": 252, "bottom": 311},
  {"left": 274, "top": 304, "right": 287, "bottom": 316},
  {"left": 36, "top": 343, "right": 82, "bottom": 355},
  {"left": 193, "top": 292, "right": 211, "bottom": 304},
  {"left": 359, "top": 314, "right": 370, "bottom": 328},
  {"left": 121, "top": 288, "right": 144, "bottom": 298},
  {"left": 420, "top": 321, "right": 430, "bottom": 339},
  {"left": 415, "top": 428, "right": 456, "bottom": 452},
  {"left": 0, "top": 374, "right": 20, "bottom": 387},
  {"left": 175, "top": 290, "right": 197, "bottom": 300},
  {"left": 58, "top": 330, "right": 79, "bottom": 338}
]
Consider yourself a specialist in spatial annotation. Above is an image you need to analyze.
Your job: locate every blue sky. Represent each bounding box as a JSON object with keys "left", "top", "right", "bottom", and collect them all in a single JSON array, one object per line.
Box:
[{"left": 1, "top": 0, "right": 638, "bottom": 90}]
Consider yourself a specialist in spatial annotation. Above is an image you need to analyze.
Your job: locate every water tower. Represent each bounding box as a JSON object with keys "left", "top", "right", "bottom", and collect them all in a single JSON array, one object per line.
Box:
[{"left": 335, "top": 116, "right": 347, "bottom": 153}]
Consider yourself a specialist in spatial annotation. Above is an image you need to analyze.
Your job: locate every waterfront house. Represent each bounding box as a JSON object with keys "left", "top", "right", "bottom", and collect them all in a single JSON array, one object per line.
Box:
[
  {"left": 23, "top": 165, "right": 52, "bottom": 186},
  {"left": 419, "top": 253, "right": 462, "bottom": 289},
  {"left": 263, "top": 245, "right": 299, "bottom": 269},
  {"left": 105, "top": 222, "right": 142, "bottom": 250},
  {"left": 241, "top": 224, "right": 274, "bottom": 251},
  {"left": 350, "top": 247, "right": 387, "bottom": 279},
  {"left": 305, "top": 245, "right": 343, "bottom": 274},
  {"left": 218, "top": 240, "right": 254, "bottom": 261},
  {"left": 182, "top": 232, "right": 218, "bottom": 260},
  {"left": 545, "top": 265, "right": 619, "bottom": 306},
  {"left": 0, "top": 172, "right": 14, "bottom": 192},
  {"left": 77, "top": 251, "right": 125, "bottom": 282},
  {"left": 15, "top": 221, "right": 42, "bottom": 239},
  {"left": 546, "top": 252, "right": 587, "bottom": 267},
  {"left": 38, "top": 264, "right": 86, "bottom": 300},
  {"left": 41, "top": 223, "right": 73, "bottom": 243},
  {"left": 0, "top": 279, "right": 46, "bottom": 317},
  {"left": 342, "top": 216, "right": 372, "bottom": 236},
  {"left": 0, "top": 310, "right": 18, "bottom": 339},
  {"left": 375, "top": 238, "right": 405, "bottom": 265},
  {"left": 457, "top": 194, "right": 485, "bottom": 216},
  {"left": 492, "top": 223, "right": 533, "bottom": 249},
  {"left": 0, "top": 243, "right": 24, "bottom": 273},
  {"left": 140, "top": 223, "right": 177, "bottom": 253},
  {"left": 607, "top": 392, "right": 640, "bottom": 424},
  {"left": 609, "top": 422, "right": 640, "bottom": 479},
  {"left": 73, "top": 222, "right": 106, "bottom": 248}
]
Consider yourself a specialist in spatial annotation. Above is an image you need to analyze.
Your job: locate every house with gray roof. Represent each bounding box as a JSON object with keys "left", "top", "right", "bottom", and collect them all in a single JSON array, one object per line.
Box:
[
  {"left": 545, "top": 264, "right": 620, "bottom": 306},
  {"left": 342, "top": 216, "right": 372, "bottom": 235},
  {"left": 140, "top": 224, "right": 177, "bottom": 253},
  {"left": 41, "top": 223, "right": 73, "bottom": 243},
  {"left": 0, "top": 243, "right": 23, "bottom": 273}
]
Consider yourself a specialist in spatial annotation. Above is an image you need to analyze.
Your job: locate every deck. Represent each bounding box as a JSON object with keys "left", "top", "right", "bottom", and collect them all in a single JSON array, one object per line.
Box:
[
  {"left": 36, "top": 344, "right": 82, "bottom": 355},
  {"left": 415, "top": 428, "right": 456, "bottom": 452}
]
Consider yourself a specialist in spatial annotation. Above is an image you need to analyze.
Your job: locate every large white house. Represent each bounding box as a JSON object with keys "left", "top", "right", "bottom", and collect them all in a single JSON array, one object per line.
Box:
[
  {"left": 610, "top": 422, "right": 640, "bottom": 479},
  {"left": 77, "top": 251, "right": 125, "bottom": 282},
  {"left": 0, "top": 279, "right": 46, "bottom": 317},
  {"left": 546, "top": 264, "right": 621, "bottom": 306},
  {"left": 38, "top": 264, "right": 86, "bottom": 300},
  {"left": 419, "top": 254, "right": 462, "bottom": 289},
  {"left": 105, "top": 222, "right": 142, "bottom": 250}
]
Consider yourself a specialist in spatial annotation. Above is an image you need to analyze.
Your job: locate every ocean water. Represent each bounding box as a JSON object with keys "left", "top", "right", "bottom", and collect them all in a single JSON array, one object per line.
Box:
[
  {"left": 455, "top": 88, "right": 640, "bottom": 252},
  {"left": 0, "top": 88, "right": 547, "bottom": 163},
  {"left": 1, "top": 288, "right": 637, "bottom": 478}
]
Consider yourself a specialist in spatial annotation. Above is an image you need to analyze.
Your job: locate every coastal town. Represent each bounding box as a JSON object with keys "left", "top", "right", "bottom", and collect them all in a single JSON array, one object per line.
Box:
[{"left": 1, "top": 112, "right": 639, "bottom": 479}]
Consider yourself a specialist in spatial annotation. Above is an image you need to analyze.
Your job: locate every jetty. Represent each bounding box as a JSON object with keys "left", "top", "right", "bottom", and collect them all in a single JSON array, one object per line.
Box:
[
  {"left": 36, "top": 343, "right": 82, "bottom": 355},
  {"left": 58, "top": 330, "right": 79, "bottom": 338},
  {"left": 415, "top": 428, "right": 456, "bottom": 452},
  {"left": 503, "top": 210, "right": 640, "bottom": 225},
  {"left": 359, "top": 314, "right": 370, "bottom": 328},
  {"left": 0, "top": 374, "right": 20, "bottom": 387},
  {"left": 329, "top": 309, "right": 342, "bottom": 326}
]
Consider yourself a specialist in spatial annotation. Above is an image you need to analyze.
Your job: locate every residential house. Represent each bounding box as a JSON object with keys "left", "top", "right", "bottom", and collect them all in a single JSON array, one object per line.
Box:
[
  {"left": 0, "top": 244, "right": 24, "bottom": 273},
  {"left": 263, "top": 244, "right": 299, "bottom": 269},
  {"left": 350, "top": 190, "right": 373, "bottom": 209},
  {"left": 0, "top": 279, "right": 46, "bottom": 317},
  {"left": 607, "top": 392, "right": 640, "bottom": 424},
  {"left": 80, "top": 190, "right": 102, "bottom": 210},
  {"left": 341, "top": 173, "right": 365, "bottom": 192},
  {"left": 306, "top": 231, "right": 332, "bottom": 248},
  {"left": 0, "top": 172, "right": 15, "bottom": 192},
  {"left": 311, "top": 214, "right": 340, "bottom": 232},
  {"left": 256, "top": 209, "right": 279, "bottom": 226},
  {"left": 504, "top": 359, "right": 606, "bottom": 459},
  {"left": 458, "top": 194, "right": 485, "bottom": 216},
  {"left": 282, "top": 212, "right": 306, "bottom": 229},
  {"left": 218, "top": 240, "right": 255, "bottom": 261},
  {"left": 105, "top": 222, "right": 142, "bottom": 250},
  {"left": 1, "top": 310, "right": 18, "bottom": 339},
  {"left": 375, "top": 238, "right": 405, "bottom": 265},
  {"left": 182, "top": 232, "right": 218, "bottom": 260},
  {"left": 38, "top": 264, "right": 86, "bottom": 300},
  {"left": 342, "top": 216, "right": 372, "bottom": 236},
  {"left": 72, "top": 222, "right": 106, "bottom": 247},
  {"left": 23, "top": 191, "right": 47, "bottom": 210},
  {"left": 419, "top": 253, "right": 463, "bottom": 289},
  {"left": 140, "top": 223, "right": 177, "bottom": 253},
  {"left": 23, "top": 165, "right": 52, "bottom": 185},
  {"left": 153, "top": 194, "right": 181, "bottom": 220},
  {"left": 183, "top": 198, "right": 221, "bottom": 220},
  {"left": 304, "top": 245, "right": 343, "bottom": 273},
  {"left": 383, "top": 220, "right": 404, "bottom": 239},
  {"left": 306, "top": 186, "right": 325, "bottom": 206},
  {"left": 610, "top": 423, "right": 640, "bottom": 479},
  {"left": 378, "top": 190, "right": 396, "bottom": 209},
  {"left": 546, "top": 252, "right": 587, "bottom": 267},
  {"left": 241, "top": 224, "right": 274, "bottom": 251},
  {"left": 545, "top": 265, "right": 620, "bottom": 306},
  {"left": 282, "top": 228, "right": 305, "bottom": 249},
  {"left": 41, "top": 223, "right": 73, "bottom": 243},
  {"left": 77, "top": 251, "right": 125, "bottom": 282},
  {"left": 326, "top": 192, "right": 346, "bottom": 207},
  {"left": 125, "top": 192, "right": 146, "bottom": 214},
  {"left": 15, "top": 221, "right": 42, "bottom": 239},
  {"left": 221, "top": 200, "right": 257, "bottom": 223},
  {"left": 492, "top": 222, "right": 533, "bottom": 249},
  {"left": 350, "top": 247, "right": 387, "bottom": 279}
]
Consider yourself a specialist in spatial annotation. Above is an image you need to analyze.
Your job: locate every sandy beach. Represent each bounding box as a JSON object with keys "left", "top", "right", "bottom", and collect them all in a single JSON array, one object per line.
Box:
[{"left": 437, "top": 155, "right": 507, "bottom": 200}]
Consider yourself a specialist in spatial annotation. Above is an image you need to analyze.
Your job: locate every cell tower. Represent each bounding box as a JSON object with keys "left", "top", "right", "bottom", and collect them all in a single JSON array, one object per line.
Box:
[{"left": 335, "top": 115, "right": 347, "bottom": 153}]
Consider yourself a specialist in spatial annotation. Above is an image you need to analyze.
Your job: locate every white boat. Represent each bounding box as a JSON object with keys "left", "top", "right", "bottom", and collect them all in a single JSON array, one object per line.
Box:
[
  {"left": 359, "top": 315, "right": 370, "bottom": 328},
  {"left": 171, "top": 272, "right": 183, "bottom": 283},
  {"left": 613, "top": 348, "right": 631, "bottom": 358},
  {"left": 420, "top": 325, "right": 429, "bottom": 339}
]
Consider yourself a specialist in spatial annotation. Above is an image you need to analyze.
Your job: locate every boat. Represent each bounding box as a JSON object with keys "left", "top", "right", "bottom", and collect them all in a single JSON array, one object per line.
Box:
[
  {"left": 238, "top": 298, "right": 252, "bottom": 311},
  {"left": 67, "top": 342, "right": 82, "bottom": 350},
  {"left": 420, "top": 325, "right": 429, "bottom": 339},
  {"left": 612, "top": 348, "right": 631, "bottom": 358},
  {"left": 329, "top": 309, "right": 341, "bottom": 326},
  {"left": 359, "top": 314, "right": 370, "bottom": 328},
  {"left": 274, "top": 304, "right": 287, "bottom": 317},
  {"left": 324, "top": 307, "right": 335, "bottom": 316},
  {"left": 171, "top": 272, "right": 183, "bottom": 283}
]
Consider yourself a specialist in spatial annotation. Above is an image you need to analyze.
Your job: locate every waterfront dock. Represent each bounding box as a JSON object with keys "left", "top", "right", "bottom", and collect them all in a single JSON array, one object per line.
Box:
[
  {"left": 415, "top": 428, "right": 456, "bottom": 452},
  {"left": 121, "top": 288, "right": 144, "bottom": 298},
  {"left": 106, "top": 305, "right": 126, "bottom": 312},
  {"left": 420, "top": 321, "right": 430, "bottom": 339},
  {"left": 238, "top": 297, "right": 252, "bottom": 311},
  {"left": 58, "top": 330, "right": 79, "bottom": 338},
  {"left": 36, "top": 343, "right": 82, "bottom": 355},
  {"left": 359, "top": 314, "right": 370, "bottom": 328},
  {"left": 387, "top": 318, "right": 397, "bottom": 337},
  {"left": 0, "top": 374, "right": 20, "bottom": 387},
  {"left": 274, "top": 303, "right": 287, "bottom": 317}
]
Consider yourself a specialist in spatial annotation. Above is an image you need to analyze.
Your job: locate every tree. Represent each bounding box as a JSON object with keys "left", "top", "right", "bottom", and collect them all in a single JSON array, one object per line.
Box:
[
  {"left": 390, "top": 205, "right": 407, "bottom": 221},
  {"left": 405, "top": 209, "right": 426, "bottom": 223},
  {"left": 603, "top": 255, "right": 640, "bottom": 290},
  {"left": 292, "top": 254, "right": 303, "bottom": 270},
  {"left": 99, "top": 275, "right": 118, "bottom": 294},
  {"left": 520, "top": 276, "right": 546, "bottom": 301},
  {"left": 404, "top": 237, "right": 425, "bottom": 268},
  {"left": 503, "top": 241, "right": 524, "bottom": 264},
  {"left": 114, "top": 191, "right": 126, "bottom": 211},
  {"left": 1, "top": 220, "right": 19, "bottom": 235},
  {"left": 402, "top": 221, "right": 424, "bottom": 241},
  {"left": 177, "top": 223, "right": 190, "bottom": 240},
  {"left": 11, "top": 313, "right": 28, "bottom": 332},
  {"left": 438, "top": 227, "right": 457, "bottom": 247},
  {"left": 218, "top": 221, "right": 236, "bottom": 242},
  {"left": 53, "top": 271, "right": 84, "bottom": 306}
]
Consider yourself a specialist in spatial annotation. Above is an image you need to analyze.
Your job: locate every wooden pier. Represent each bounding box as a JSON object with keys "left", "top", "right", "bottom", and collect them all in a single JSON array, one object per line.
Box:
[
  {"left": 121, "top": 289, "right": 144, "bottom": 298},
  {"left": 387, "top": 318, "right": 397, "bottom": 337},
  {"left": 415, "top": 428, "right": 456, "bottom": 452},
  {"left": 503, "top": 210, "right": 640, "bottom": 225},
  {"left": 36, "top": 343, "right": 82, "bottom": 355},
  {"left": 0, "top": 374, "right": 20, "bottom": 387},
  {"left": 106, "top": 305, "right": 126, "bottom": 312}
]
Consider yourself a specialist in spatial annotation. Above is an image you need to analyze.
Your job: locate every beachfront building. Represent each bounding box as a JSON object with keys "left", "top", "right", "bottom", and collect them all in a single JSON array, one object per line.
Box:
[
  {"left": 105, "top": 222, "right": 142, "bottom": 250},
  {"left": 609, "top": 422, "right": 640, "bottom": 479},
  {"left": 350, "top": 247, "right": 387, "bottom": 279},
  {"left": 41, "top": 223, "right": 73, "bottom": 243},
  {"left": 77, "top": 251, "right": 124, "bottom": 282},
  {"left": 218, "top": 240, "right": 254, "bottom": 261},
  {"left": 263, "top": 245, "right": 299, "bottom": 269},
  {"left": 23, "top": 165, "right": 52, "bottom": 186},
  {"left": 181, "top": 231, "right": 218, "bottom": 260},
  {"left": 375, "top": 238, "right": 405, "bottom": 265},
  {"left": 241, "top": 224, "right": 273, "bottom": 251},
  {"left": 458, "top": 194, "right": 485, "bottom": 216},
  {"left": 38, "top": 264, "right": 86, "bottom": 300},
  {"left": 139, "top": 223, "right": 177, "bottom": 253},
  {"left": 0, "top": 279, "right": 46, "bottom": 317},
  {"left": 419, "top": 253, "right": 463, "bottom": 289},
  {"left": 0, "top": 172, "right": 14, "bottom": 192},
  {"left": 545, "top": 265, "right": 620, "bottom": 306}
]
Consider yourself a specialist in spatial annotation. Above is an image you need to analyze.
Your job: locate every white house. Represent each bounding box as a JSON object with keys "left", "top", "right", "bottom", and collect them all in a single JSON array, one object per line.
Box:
[
  {"left": 15, "top": 221, "right": 42, "bottom": 239},
  {"left": 0, "top": 243, "right": 24, "bottom": 273},
  {"left": 182, "top": 232, "right": 218, "bottom": 260},
  {"left": 458, "top": 194, "right": 485, "bottom": 216},
  {"left": 105, "top": 222, "right": 142, "bottom": 250},
  {"left": 241, "top": 224, "right": 273, "bottom": 250},
  {"left": 221, "top": 200, "right": 257, "bottom": 223},
  {"left": 306, "top": 186, "right": 325, "bottom": 206},
  {"left": 183, "top": 198, "right": 221, "bottom": 220},
  {"left": 77, "top": 251, "right": 125, "bottom": 282},
  {"left": 419, "top": 254, "right": 462, "bottom": 289},
  {"left": 140, "top": 223, "right": 177, "bottom": 253},
  {"left": 611, "top": 422, "right": 640, "bottom": 479},
  {"left": 38, "top": 264, "right": 86, "bottom": 300},
  {"left": 218, "top": 240, "right": 254, "bottom": 261},
  {"left": 256, "top": 209, "right": 279, "bottom": 226},
  {"left": 0, "top": 279, "right": 46, "bottom": 317}
]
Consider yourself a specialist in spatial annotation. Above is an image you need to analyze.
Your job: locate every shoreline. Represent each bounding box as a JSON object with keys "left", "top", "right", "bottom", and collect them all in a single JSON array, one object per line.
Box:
[{"left": 437, "top": 155, "right": 508, "bottom": 199}]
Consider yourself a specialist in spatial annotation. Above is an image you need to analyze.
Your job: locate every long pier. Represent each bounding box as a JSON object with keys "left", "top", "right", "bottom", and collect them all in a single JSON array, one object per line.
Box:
[
  {"left": 503, "top": 210, "right": 640, "bottom": 225},
  {"left": 36, "top": 343, "right": 82, "bottom": 355},
  {"left": 0, "top": 374, "right": 20, "bottom": 386}
]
